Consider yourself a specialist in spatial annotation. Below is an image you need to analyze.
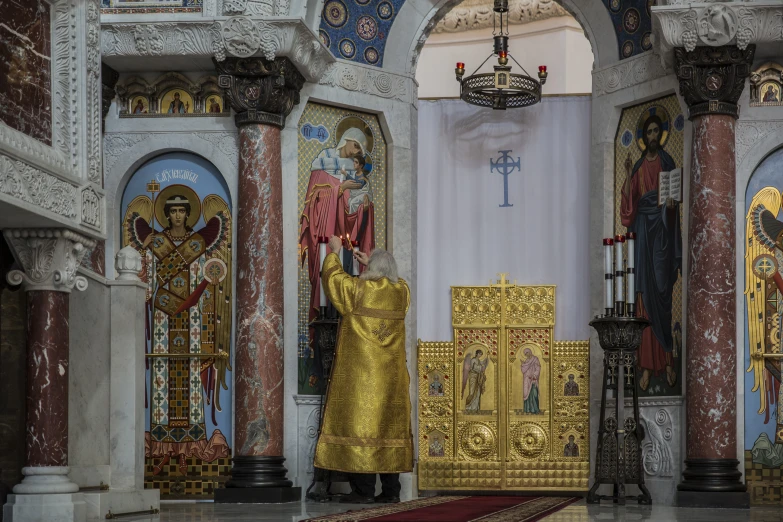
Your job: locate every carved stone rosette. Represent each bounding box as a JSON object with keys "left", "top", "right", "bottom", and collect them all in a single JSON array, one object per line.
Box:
[
  {"left": 674, "top": 45, "right": 755, "bottom": 119},
  {"left": 214, "top": 57, "right": 305, "bottom": 128},
  {"left": 3, "top": 229, "right": 97, "bottom": 293}
]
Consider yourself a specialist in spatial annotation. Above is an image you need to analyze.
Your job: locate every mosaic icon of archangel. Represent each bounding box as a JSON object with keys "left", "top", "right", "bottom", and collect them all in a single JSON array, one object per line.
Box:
[
  {"left": 745, "top": 186, "right": 783, "bottom": 445},
  {"left": 123, "top": 184, "right": 232, "bottom": 475}
]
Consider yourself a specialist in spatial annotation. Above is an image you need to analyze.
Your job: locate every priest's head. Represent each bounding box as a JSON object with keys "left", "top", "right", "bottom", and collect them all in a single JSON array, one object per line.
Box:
[
  {"left": 642, "top": 115, "right": 663, "bottom": 156},
  {"left": 359, "top": 249, "right": 398, "bottom": 283}
]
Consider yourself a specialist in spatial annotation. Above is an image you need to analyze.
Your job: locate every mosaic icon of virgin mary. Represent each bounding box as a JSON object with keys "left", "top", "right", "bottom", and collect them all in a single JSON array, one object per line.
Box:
[{"left": 123, "top": 185, "right": 232, "bottom": 475}]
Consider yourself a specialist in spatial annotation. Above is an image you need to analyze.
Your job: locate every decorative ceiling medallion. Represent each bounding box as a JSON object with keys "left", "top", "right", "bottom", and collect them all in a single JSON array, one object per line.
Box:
[
  {"left": 323, "top": 0, "right": 348, "bottom": 28},
  {"left": 339, "top": 38, "right": 356, "bottom": 58},
  {"left": 364, "top": 47, "right": 379, "bottom": 64},
  {"left": 356, "top": 15, "right": 378, "bottom": 40},
  {"left": 622, "top": 41, "right": 634, "bottom": 58},
  {"left": 319, "top": 29, "right": 330, "bottom": 48},
  {"left": 623, "top": 8, "right": 641, "bottom": 34},
  {"left": 377, "top": 1, "right": 392, "bottom": 20}
]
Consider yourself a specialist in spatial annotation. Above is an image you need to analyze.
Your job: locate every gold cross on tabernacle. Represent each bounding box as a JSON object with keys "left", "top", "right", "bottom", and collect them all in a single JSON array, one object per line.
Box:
[{"left": 491, "top": 273, "right": 516, "bottom": 287}]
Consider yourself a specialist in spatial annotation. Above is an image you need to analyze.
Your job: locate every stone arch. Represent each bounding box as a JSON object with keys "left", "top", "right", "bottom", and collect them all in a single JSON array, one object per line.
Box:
[
  {"left": 382, "top": 0, "right": 618, "bottom": 77},
  {"left": 103, "top": 133, "right": 239, "bottom": 275}
]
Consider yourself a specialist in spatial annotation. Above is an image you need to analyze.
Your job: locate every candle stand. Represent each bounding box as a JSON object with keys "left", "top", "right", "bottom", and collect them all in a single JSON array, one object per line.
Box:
[
  {"left": 305, "top": 305, "right": 350, "bottom": 502},
  {"left": 587, "top": 316, "right": 652, "bottom": 505}
]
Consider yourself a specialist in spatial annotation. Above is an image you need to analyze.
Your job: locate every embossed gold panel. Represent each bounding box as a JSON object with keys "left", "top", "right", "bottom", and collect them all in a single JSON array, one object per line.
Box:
[{"left": 418, "top": 276, "right": 589, "bottom": 492}]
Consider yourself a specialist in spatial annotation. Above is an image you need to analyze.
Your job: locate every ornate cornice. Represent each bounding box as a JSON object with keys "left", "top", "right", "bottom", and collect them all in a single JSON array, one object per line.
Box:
[
  {"left": 318, "top": 62, "right": 414, "bottom": 104},
  {"left": 674, "top": 45, "right": 755, "bottom": 119},
  {"left": 0, "top": 155, "right": 78, "bottom": 220},
  {"left": 101, "top": 18, "right": 334, "bottom": 82},
  {"left": 433, "top": 0, "right": 568, "bottom": 33},
  {"left": 652, "top": 3, "right": 783, "bottom": 67},
  {"left": 214, "top": 57, "right": 305, "bottom": 128},
  {"left": 4, "top": 229, "right": 97, "bottom": 293},
  {"left": 736, "top": 120, "right": 783, "bottom": 167},
  {"left": 593, "top": 51, "right": 668, "bottom": 97}
]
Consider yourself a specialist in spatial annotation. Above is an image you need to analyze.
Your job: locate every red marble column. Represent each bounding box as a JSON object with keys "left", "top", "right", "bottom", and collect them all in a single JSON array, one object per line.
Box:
[
  {"left": 674, "top": 45, "right": 753, "bottom": 507},
  {"left": 25, "top": 291, "right": 70, "bottom": 468},
  {"left": 214, "top": 56, "right": 304, "bottom": 502},
  {"left": 685, "top": 114, "right": 738, "bottom": 459},
  {"left": 234, "top": 124, "right": 285, "bottom": 459}
]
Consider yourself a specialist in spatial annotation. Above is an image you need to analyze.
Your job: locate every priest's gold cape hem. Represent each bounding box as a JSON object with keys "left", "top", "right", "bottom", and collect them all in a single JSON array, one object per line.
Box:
[{"left": 314, "top": 253, "right": 414, "bottom": 474}]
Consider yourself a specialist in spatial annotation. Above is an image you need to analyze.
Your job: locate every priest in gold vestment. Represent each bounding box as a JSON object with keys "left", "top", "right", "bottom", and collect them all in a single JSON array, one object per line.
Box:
[{"left": 314, "top": 236, "right": 413, "bottom": 503}]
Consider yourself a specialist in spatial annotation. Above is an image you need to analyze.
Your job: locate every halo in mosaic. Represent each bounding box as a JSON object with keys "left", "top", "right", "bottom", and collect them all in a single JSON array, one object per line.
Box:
[
  {"left": 324, "top": 0, "right": 349, "bottom": 28},
  {"left": 340, "top": 38, "right": 356, "bottom": 58},
  {"left": 364, "top": 47, "right": 380, "bottom": 64},
  {"left": 601, "top": 0, "right": 652, "bottom": 60},
  {"left": 319, "top": 0, "right": 405, "bottom": 67},
  {"left": 319, "top": 29, "right": 331, "bottom": 48},
  {"left": 377, "top": 1, "right": 393, "bottom": 20}
]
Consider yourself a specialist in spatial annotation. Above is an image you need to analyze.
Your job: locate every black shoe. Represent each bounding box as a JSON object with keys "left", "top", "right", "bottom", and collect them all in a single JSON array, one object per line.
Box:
[
  {"left": 374, "top": 494, "right": 400, "bottom": 504},
  {"left": 339, "top": 492, "right": 375, "bottom": 504}
]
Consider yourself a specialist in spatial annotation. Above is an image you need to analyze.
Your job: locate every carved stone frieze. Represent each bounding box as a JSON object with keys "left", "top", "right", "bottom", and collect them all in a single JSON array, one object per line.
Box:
[
  {"left": 318, "top": 63, "right": 413, "bottom": 104},
  {"left": 103, "top": 133, "right": 151, "bottom": 176},
  {"left": 4, "top": 229, "right": 97, "bottom": 293},
  {"left": 640, "top": 409, "right": 674, "bottom": 478},
  {"left": 0, "top": 155, "right": 78, "bottom": 219},
  {"left": 87, "top": 0, "right": 103, "bottom": 184},
  {"left": 52, "top": 0, "right": 79, "bottom": 170},
  {"left": 653, "top": 4, "right": 783, "bottom": 66},
  {"left": 214, "top": 57, "right": 305, "bottom": 127},
  {"left": 736, "top": 120, "right": 783, "bottom": 167},
  {"left": 101, "top": 19, "right": 334, "bottom": 82},
  {"left": 434, "top": 0, "right": 568, "bottom": 33},
  {"left": 192, "top": 133, "right": 239, "bottom": 171},
  {"left": 674, "top": 45, "right": 755, "bottom": 119},
  {"left": 81, "top": 187, "right": 102, "bottom": 231},
  {"left": 593, "top": 52, "right": 668, "bottom": 97}
]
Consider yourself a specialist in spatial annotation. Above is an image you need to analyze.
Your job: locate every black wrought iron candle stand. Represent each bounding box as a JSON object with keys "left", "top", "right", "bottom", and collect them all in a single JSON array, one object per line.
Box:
[
  {"left": 587, "top": 316, "right": 652, "bottom": 505},
  {"left": 305, "top": 305, "right": 350, "bottom": 502}
]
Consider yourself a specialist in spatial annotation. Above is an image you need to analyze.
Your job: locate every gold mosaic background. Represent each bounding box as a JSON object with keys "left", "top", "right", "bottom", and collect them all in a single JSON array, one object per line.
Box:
[
  {"left": 613, "top": 94, "right": 685, "bottom": 397},
  {"left": 296, "top": 102, "right": 387, "bottom": 394}
]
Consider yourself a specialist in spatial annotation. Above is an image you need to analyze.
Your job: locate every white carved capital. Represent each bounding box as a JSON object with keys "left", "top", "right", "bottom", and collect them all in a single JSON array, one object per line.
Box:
[
  {"left": 102, "top": 18, "right": 334, "bottom": 82},
  {"left": 3, "top": 229, "right": 97, "bottom": 293},
  {"left": 652, "top": 2, "right": 783, "bottom": 67},
  {"left": 115, "top": 245, "right": 142, "bottom": 282}
]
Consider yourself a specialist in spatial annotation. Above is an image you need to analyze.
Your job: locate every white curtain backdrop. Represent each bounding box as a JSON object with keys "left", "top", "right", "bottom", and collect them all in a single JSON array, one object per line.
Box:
[{"left": 417, "top": 97, "right": 592, "bottom": 342}]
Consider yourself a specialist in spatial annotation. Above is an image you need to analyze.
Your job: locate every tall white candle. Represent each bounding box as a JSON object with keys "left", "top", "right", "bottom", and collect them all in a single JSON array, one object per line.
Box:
[
  {"left": 319, "top": 240, "right": 328, "bottom": 306},
  {"left": 626, "top": 232, "right": 635, "bottom": 305},
  {"left": 604, "top": 238, "right": 614, "bottom": 311},
  {"left": 614, "top": 234, "right": 625, "bottom": 314}
]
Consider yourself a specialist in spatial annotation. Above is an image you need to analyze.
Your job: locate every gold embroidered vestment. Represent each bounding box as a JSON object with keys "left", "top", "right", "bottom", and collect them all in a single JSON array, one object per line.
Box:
[{"left": 314, "top": 253, "right": 413, "bottom": 473}]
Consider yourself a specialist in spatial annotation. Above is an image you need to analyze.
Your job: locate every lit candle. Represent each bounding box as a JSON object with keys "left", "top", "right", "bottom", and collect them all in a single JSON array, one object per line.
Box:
[
  {"left": 318, "top": 236, "right": 328, "bottom": 307},
  {"left": 603, "top": 238, "right": 614, "bottom": 315},
  {"left": 614, "top": 234, "right": 625, "bottom": 317},
  {"left": 351, "top": 240, "right": 360, "bottom": 276},
  {"left": 626, "top": 232, "right": 636, "bottom": 317}
]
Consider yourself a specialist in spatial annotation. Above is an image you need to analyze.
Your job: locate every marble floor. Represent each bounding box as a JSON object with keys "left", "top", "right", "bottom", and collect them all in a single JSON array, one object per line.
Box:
[{"left": 116, "top": 499, "right": 783, "bottom": 521}]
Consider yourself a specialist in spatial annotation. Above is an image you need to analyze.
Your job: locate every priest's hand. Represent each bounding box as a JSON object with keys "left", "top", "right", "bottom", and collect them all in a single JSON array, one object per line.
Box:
[
  {"left": 329, "top": 235, "right": 342, "bottom": 253},
  {"left": 354, "top": 251, "right": 370, "bottom": 266}
]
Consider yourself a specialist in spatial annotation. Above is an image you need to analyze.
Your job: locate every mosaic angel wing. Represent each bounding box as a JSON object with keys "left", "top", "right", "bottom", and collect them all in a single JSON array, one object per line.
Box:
[
  {"left": 202, "top": 194, "right": 233, "bottom": 415},
  {"left": 745, "top": 187, "right": 781, "bottom": 416}
]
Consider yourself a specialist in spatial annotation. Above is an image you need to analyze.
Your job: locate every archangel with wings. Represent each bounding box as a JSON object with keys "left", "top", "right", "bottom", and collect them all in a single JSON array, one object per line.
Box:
[
  {"left": 746, "top": 186, "right": 783, "bottom": 445},
  {"left": 123, "top": 185, "right": 232, "bottom": 475},
  {"left": 462, "top": 348, "right": 489, "bottom": 413}
]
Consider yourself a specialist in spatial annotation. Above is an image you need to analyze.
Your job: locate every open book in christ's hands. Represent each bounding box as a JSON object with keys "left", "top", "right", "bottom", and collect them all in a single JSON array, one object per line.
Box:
[{"left": 658, "top": 168, "right": 682, "bottom": 206}]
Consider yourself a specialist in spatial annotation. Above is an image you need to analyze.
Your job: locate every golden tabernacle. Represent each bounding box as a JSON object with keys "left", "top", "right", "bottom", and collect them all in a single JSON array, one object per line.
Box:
[{"left": 418, "top": 275, "right": 590, "bottom": 492}]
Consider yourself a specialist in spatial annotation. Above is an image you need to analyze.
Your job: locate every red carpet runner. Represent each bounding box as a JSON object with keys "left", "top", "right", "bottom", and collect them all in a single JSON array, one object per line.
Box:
[{"left": 303, "top": 496, "right": 579, "bottom": 522}]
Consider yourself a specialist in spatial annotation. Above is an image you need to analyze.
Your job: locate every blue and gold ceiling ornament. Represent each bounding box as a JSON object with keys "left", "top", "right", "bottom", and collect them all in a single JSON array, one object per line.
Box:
[
  {"left": 319, "top": 0, "right": 405, "bottom": 67},
  {"left": 602, "top": 0, "right": 653, "bottom": 59}
]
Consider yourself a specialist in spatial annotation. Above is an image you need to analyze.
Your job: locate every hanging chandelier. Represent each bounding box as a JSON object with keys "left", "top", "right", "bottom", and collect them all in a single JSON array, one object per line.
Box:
[{"left": 454, "top": 0, "right": 548, "bottom": 110}]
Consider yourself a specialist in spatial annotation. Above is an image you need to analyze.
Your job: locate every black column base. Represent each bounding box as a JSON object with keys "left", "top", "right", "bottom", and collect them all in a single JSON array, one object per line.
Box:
[
  {"left": 215, "top": 456, "right": 301, "bottom": 504},
  {"left": 676, "top": 458, "right": 748, "bottom": 508}
]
